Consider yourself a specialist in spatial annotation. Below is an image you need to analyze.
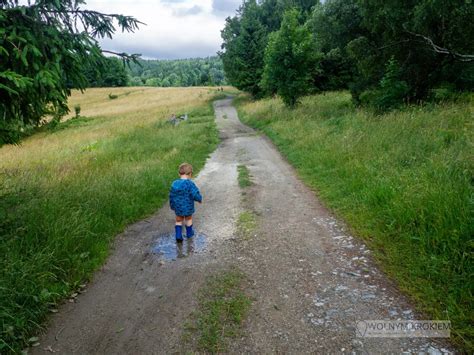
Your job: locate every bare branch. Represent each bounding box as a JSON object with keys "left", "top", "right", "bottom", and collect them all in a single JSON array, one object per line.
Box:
[{"left": 406, "top": 31, "right": 474, "bottom": 62}]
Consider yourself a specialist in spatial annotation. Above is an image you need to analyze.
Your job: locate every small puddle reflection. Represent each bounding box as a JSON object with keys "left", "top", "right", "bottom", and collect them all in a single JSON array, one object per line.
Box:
[{"left": 151, "top": 233, "right": 207, "bottom": 261}]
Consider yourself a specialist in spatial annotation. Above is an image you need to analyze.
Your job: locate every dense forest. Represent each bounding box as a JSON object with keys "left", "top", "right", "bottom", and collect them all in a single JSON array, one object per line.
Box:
[
  {"left": 82, "top": 57, "right": 130, "bottom": 88},
  {"left": 220, "top": 0, "right": 474, "bottom": 109},
  {"left": 127, "top": 57, "right": 227, "bottom": 87},
  {"left": 82, "top": 56, "right": 227, "bottom": 88}
]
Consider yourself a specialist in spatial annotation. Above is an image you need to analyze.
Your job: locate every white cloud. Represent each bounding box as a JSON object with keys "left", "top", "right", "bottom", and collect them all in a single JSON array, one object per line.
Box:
[{"left": 82, "top": 0, "right": 242, "bottom": 59}]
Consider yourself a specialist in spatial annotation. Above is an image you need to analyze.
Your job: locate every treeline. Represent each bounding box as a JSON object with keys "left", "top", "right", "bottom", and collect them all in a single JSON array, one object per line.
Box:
[
  {"left": 220, "top": 0, "right": 474, "bottom": 109},
  {"left": 82, "top": 57, "right": 129, "bottom": 87},
  {"left": 83, "top": 56, "right": 227, "bottom": 88},
  {"left": 127, "top": 57, "right": 226, "bottom": 87}
]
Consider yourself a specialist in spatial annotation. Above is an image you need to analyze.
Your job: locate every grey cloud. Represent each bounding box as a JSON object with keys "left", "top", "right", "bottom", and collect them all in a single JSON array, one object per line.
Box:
[
  {"left": 93, "top": 0, "right": 234, "bottom": 60},
  {"left": 212, "top": 0, "right": 241, "bottom": 15},
  {"left": 101, "top": 39, "right": 218, "bottom": 60},
  {"left": 173, "top": 5, "right": 204, "bottom": 17}
]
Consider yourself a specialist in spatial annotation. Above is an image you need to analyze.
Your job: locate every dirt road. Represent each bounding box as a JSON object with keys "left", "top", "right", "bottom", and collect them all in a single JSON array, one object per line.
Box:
[{"left": 33, "top": 98, "right": 452, "bottom": 354}]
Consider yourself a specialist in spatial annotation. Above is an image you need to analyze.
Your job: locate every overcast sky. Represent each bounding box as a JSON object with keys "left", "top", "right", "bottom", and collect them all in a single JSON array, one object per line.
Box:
[{"left": 86, "top": 0, "right": 242, "bottom": 60}]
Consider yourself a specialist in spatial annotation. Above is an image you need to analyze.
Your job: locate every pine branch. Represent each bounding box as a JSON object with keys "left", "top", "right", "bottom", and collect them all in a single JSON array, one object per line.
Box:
[{"left": 101, "top": 50, "right": 141, "bottom": 65}]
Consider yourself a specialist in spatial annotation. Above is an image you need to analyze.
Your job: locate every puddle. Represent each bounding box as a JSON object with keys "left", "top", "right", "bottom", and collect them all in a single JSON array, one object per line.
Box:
[{"left": 151, "top": 232, "right": 207, "bottom": 261}]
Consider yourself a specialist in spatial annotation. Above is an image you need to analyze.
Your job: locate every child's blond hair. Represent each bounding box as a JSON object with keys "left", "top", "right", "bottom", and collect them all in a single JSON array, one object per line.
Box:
[{"left": 179, "top": 163, "right": 193, "bottom": 176}]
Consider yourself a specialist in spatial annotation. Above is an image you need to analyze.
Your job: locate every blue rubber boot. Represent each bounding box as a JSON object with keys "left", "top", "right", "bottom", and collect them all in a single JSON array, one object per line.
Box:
[
  {"left": 185, "top": 225, "right": 195, "bottom": 238},
  {"left": 175, "top": 225, "right": 183, "bottom": 242}
]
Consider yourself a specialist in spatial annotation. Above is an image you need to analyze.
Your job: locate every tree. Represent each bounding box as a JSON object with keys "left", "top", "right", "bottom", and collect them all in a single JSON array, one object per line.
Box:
[
  {"left": 281, "top": 0, "right": 319, "bottom": 17},
  {"left": 130, "top": 76, "right": 143, "bottom": 86},
  {"left": 347, "top": 0, "right": 474, "bottom": 103},
  {"left": 259, "top": 0, "right": 319, "bottom": 32},
  {"left": 221, "top": 0, "right": 472, "bottom": 110},
  {"left": 220, "top": 0, "right": 267, "bottom": 97},
  {"left": 145, "top": 77, "right": 160, "bottom": 87},
  {"left": 307, "top": 0, "right": 364, "bottom": 91},
  {"left": 258, "top": 0, "right": 284, "bottom": 32},
  {"left": 261, "top": 9, "right": 314, "bottom": 107},
  {"left": 168, "top": 72, "right": 181, "bottom": 87},
  {"left": 359, "top": 56, "right": 410, "bottom": 111},
  {"left": 220, "top": 0, "right": 320, "bottom": 98},
  {"left": 0, "top": 0, "right": 142, "bottom": 144},
  {"left": 161, "top": 78, "right": 171, "bottom": 87},
  {"left": 126, "top": 57, "right": 227, "bottom": 87},
  {"left": 83, "top": 57, "right": 129, "bottom": 87},
  {"left": 209, "top": 67, "right": 224, "bottom": 85}
]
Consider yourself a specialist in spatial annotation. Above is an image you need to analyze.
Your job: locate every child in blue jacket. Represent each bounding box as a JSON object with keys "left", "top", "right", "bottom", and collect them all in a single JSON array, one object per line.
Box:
[{"left": 169, "top": 163, "right": 202, "bottom": 242}]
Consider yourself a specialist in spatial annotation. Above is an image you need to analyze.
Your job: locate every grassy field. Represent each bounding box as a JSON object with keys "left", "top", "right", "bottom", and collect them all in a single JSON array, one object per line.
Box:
[
  {"left": 0, "top": 86, "right": 229, "bottom": 352},
  {"left": 236, "top": 92, "right": 473, "bottom": 351}
]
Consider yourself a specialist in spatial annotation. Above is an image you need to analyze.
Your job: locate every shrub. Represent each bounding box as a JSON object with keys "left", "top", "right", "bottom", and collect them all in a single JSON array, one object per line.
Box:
[
  {"left": 261, "top": 9, "right": 314, "bottom": 108},
  {"left": 359, "top": 57, "right": 410, "bottom": 112},
  {"left": 74, "top": 104, "right": 81, "bottom": 118},
  {"left": 429, "top": 83, "right": 459, "bottom": 102}
]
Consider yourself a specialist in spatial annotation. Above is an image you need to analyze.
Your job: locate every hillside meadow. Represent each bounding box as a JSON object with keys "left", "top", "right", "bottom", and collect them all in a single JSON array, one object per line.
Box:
[
  {"left": 237, "top": 92, "right": 473, "bottom": 351},
  {"left": 0, "top": 86, "right": 232, "bottom": 352}
]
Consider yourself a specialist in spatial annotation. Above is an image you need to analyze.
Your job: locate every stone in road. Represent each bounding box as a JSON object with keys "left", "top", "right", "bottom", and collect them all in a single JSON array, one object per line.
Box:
[{"left": 33, "top": 98, "right": 451, "bottom": 354}]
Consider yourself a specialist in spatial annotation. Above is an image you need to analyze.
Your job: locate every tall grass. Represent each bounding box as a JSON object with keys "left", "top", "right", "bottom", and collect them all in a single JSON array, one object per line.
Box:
[
  {"left": 0, "top": 87, "right": 223, "bottom": 352},
  {"left": 236, "top": 92, "right": 473, "bottom": 351}
]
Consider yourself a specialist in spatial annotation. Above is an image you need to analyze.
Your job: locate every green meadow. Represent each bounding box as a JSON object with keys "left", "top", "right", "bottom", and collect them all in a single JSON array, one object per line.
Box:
[
  {"left": 237, "top": 92, "right": 473, "bottom": 351},
  {"left": 0, "top": 87, "right": 224, "bottom": 352}
]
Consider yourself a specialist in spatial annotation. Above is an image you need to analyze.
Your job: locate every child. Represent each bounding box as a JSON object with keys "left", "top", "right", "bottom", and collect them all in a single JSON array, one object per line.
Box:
[{"left": 169, "top": 163, "right": 202, "bottom": 242}]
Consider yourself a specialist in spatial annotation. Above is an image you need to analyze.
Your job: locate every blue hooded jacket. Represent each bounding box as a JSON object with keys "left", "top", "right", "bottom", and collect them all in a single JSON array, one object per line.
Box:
[{"left": 169, "top": 179, "right": 202, "bottom": 216}]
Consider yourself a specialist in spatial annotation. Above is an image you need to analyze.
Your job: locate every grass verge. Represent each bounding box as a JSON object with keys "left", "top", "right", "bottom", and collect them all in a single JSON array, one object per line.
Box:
[
  {"left": 237, "top": 165, "right": 252, "bottom": 188},
  {"left": 237, "top": 211, "right": 258, "bottom": 240},
  {"left": 236, "top": 91, "right": 473, "bottom": 352},
  {"left": 185, "top": 269, "right": 251, "bottom": 353},
  {"left": 0, "top": 87, "right": 220, "bottom": 353}
]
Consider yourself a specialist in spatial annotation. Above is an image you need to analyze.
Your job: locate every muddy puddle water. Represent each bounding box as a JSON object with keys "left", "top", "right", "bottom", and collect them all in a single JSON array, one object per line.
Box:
[{"left": 151, "top": 233, "right": 207, "bottom": 261}]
